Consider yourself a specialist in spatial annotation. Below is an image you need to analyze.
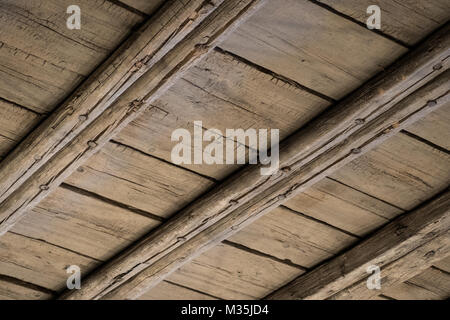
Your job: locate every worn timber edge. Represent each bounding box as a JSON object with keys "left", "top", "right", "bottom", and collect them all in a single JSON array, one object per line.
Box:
[
  {"left": 100, "top": 69, "right": 450, "bottom": 299},
  {"left": 59, "top": 25, "right": 450, "bottom": 299},
  {"left": 0, "top": 0, "right": 220, "bottom": 203},
  {"left": 266, "top": 189, "right": 450, "bottom": 300}
]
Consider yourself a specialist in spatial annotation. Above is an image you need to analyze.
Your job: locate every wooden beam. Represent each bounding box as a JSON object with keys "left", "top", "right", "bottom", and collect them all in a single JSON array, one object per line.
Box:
[
  {"left": 99, "top": 69, "right": 450, "bottom": 300},
  {"left": 60, "top": 25, "right": 449, "bottom": 300},
  {"left": 266, "top": 190, "right": 450, "bottom": 300},
  {"left": 0, "top": 0, "right": 225, "bottom": 204},
  {"left": 0, "top": 0, "right": 268, "bottom": 234}
]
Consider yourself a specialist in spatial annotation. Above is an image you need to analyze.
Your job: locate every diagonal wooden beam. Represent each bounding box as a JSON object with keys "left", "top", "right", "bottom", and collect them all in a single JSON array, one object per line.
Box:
[
  {"left": 0, "top": 0, "right": 217, "bottom": 204},
  {"left": 60, "top": 25, "right": 449, "bottom": 300},
  {"left": 267, "top": 189, "right": 450, "bottom": 300},
  {"left": 0, "top": 0, "right": 268, "bottom": 234},
  {"left": 99, "top": 69, "right": 450, "bottom": 300}
]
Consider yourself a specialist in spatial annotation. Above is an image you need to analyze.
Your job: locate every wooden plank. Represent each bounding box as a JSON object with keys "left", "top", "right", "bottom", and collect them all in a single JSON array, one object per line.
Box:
[
  {"left": 0, "top": 0, "right": 143, "bottom": 112},
  {"left": 405, "top": 104, "right": 450, "bottom": 150},
  {"left": 220, "top": 0, "right": 407, "bottom": 99},
  {"left": 433, "top": 255, "right": 450, "bottom": 273},
  {"left": 0, "top": 277, "right": 53, "bottom": 300},
  {"left": 120, "top": 0, "right": 165, "bottom": 15},
  {"left": 284, "top": 177, "right": 402, "bottom": 236},
  {"left": 0, "top": 0, "right": 267, "bottom": 239},
  {"left": 228, "top": 206, "right": 357, "bottom": 268},
  {"left": 317, "top": 0, "right": 450, "bottom": 46},
  {"left": 267, "top": 190, "right": 450, "bottom": 300},
  {"left": 65, "top": 142, "right": 214, "bottom": 218},
  {"left": 139, "top": 281, "right": 217, "bottom": 300},
  {"left": 0, "top": 99, "right": 40, "bottom": 157},
  {"left": 165, "top": 243, "right": 301, "bottom": 300},
  {"left": 0, "top": 232, "right": 98, "bottom": 291},
  {"left": 115, "top": 48, "right": 330, "bottom": 179},
  {"left": 0, "top": 0, "right": 219, "bottom": 207},
  {"left": 331, "top": 132, "right": 450, "bottom": 210},
  {"left": 382, "top": 267, "right": 450, "bottom": 300},
  {"left": 10, "top": 185, "right": 161, "bottom": 261},
  {"left": 66, "top": 31, "right": 450, "bottom": 300}
]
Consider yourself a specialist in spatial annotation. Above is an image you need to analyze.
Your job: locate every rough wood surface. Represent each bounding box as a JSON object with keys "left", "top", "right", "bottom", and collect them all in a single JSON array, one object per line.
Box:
[
  {"left": 317, "top": 0, "right": 450, "bottom": 46},
  {"left": 102, "top": 60, "right": 450, "bottom": 300},
  {"left": 220, "top": 0, "right": 407, "bottom": 99},
  {"left": 0, "top": 0, "right": 216, "bottom": 206},
  {"left": 11, "top": 185, "right": 161, "bottom": 261},
  {"left": 0, "top": 232, "right": 98, "bottom": 291},
  {"left": 331, "top": 132, "right": 450, "bottom": 210},
  {"left": 0, "top": 0, "right": 143, "bottom": 112},
  {"left": 0, "top": 276, "right": 53, "bottom": 300},
  {"left": 284, "top": 177, "right": 402, "bottom": 236},
  {"left": 0, "top": 99, "right": 41, "bottom": 157},
  {"left": 434, "top": 255, "right": 450, "bottom": 273},
  {"left": 228, "top": 206, "right": 357, "bottom": 268},
  {"left": 165, "top": 243, "right": 301, "bottom": 300},
  {"left": 139, "top": 280, "right": 217, "bottom": 300},
  {"left": 267, "top": 190, "right": 450, "bottom": 300},
  {"left": 61, "top": 28, "right": 449, "bottom": 300},
  {"left": 0, "top": 0, "right": 268, "bottom": 238},
  {"left": 330, "top": 232, "right": 450, "bottom": 299},
  {"left": 119, "top": 0, "right": 165, "bottom": 15}
]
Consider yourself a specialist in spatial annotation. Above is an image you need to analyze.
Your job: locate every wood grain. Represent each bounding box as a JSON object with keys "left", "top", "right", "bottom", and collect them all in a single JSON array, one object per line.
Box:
[
  {"left": 331, "top": 133, "right": 450, "bottom": 210},
  {"left": 139, "top": 281, "right": 217, "bottom": 300},
  {"left": 11, "top": 185, "right": 161, "bottom": 261},
  {"left": 0, "top": 277, "right": 53, "bottom": 300},
  {"left": 166, "top": 243, "right": 301, "bottom": 300},
  {"left": 119, "top": 0, "right": 165, "bottom": 15},
  {"left": 284, "top": 177, "right": 402, "bottom": 236},
  {"left": 317, "top": 0, "right": 450, "bottom": 46},
  {"left": 228, "top": 206, "right": 357, "bottom": 268},
  {"left": 221, "top": 0, "right": 407, "bottom": 99}
]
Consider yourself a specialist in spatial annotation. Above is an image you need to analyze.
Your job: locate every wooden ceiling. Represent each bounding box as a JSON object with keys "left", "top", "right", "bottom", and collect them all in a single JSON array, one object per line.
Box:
[{"left": 0, "top": 0, "right": 449, "bottom": 300}]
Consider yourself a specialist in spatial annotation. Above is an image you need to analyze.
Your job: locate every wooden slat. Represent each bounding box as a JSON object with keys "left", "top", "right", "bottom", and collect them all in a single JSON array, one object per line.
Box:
[
  {"left": 65, "top": 142, "right": 214, "bottom": 218},
  {"left": 67, "top": 29, "right": 450, "bottom": 300},
  {"left": 139, "top": 281, "right": 217, "bottom": 300},
  {"left": 267, "top": 190, "right": 450, "bottom": 300},
  {"left": 0, "top": 0, "right": 143, "bottom": 112},
  {"left": 284, "top": 177, "right": 402, "bottom": 236},
  {"left": 0, "top": 99, "right": 40, "bottom": 157},
  {"left": 405, "top": 104, "right": 450, "bottom": 150},
  {"left": 220, "top": 0, "right": 407, "bottom": 99},
  {"left": 0, "top": 232, "right": 97, "bottom": 291},
  {"left": 165, "top": 243, "right": 301, "bottom": 300},
  {"left": 331, "top": 133, "right": 450, "bottom": 210},
  {"left": 382, "top": 267, "right": 450, "bottom": 300},
  {"left": 228, "top": 206, "right": 357, "bottom": 268},
  {"left": 317, "top": 0, "right": 450, "bottom": 46},
  {"left": 0, "top": 0, "right": 218, "bottom": 207},
  {"left": 0, "top": 277, "right": 53, "bottom": 300},
  {"left": 10, "top": 186, "right": 161, "bottom": 261},
  {"left": 119, "top": 0, "right": 165, "bottom": 15},
  {"left": 434, "top": 255, "right": 450, "bottom": 273},
  {"left": 115, "top": 48, "right": 330, "bottom": 179}
]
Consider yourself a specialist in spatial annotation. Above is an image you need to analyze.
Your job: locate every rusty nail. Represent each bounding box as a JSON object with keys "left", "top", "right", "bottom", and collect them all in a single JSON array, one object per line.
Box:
[
  {"left": 355, "top": 118, "right": 365, "bottom": 125},
  {"left": 79, "top": 114, "right": 88, "bottom": 121},
  {"left": 229, "top": 199, "right": 238, "bottom": 205},
  {"left": 34, "top": 155, "right": 42, "bottom": 161},
  {"left": 351, "top": 148, "right": 361, "bottom": 154},
  {"left": 39, "top": 185, "right": 49, "bottom": 191},
  {"left": 177, "top": 236, "right": 186, "bottom": 242},
  {"left": 87, "top": 141, "right": 97, "bottom": 148}
]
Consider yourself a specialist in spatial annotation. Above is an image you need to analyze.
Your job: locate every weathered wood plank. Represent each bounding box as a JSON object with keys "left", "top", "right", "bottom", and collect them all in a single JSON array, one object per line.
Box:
[
  {"left": 139, "top": 281, "right": 217, "bottom": 300},
  {"left": 405, "top": 104, "right": 450, "bottom": 150},
  {"left": 267, "top": 190, "right": 450, "bottom": 300},
  {"left": 220, "top": 0, "right": 407, "bottom": 99},
  {"left": 284, "top": 177, "right": 402, "bottom": 236},
  {"left": 11, "top": 185, "right": 161, "bottom": 261},
  {"left": 317, "top": 0, "right": 450, "bottom": 46},
  {"left": 0, "top": 232, "right": 98, "bottom": 291},
  {"left": 433, "top": 255, "right": 450, "bottom": 273},
  {"left": 0, "top": 99, "right": 40, "bottom": 157},
  {"left": 0, "top": 0, "right": 218, "bottom": 206},
  {"left": 65, "top": 142, "right": 214, "bottom": 218},
  {"left": 331, "top": 133, "right": 450, "bottom": 210},
  {"left": 0, "top": 277, "right": 53, "bottom": 300},
  {"left": 228, "top": 206, "right": 357, "bottom": 268},
  {"left": 115, "top": 48, "right": 330, "bottom": 179},
  {"left": 0, "top": 0, "right": 143, "bottom": 112},
  {"left": 119, "top": 0, "right": 165, "bottom": 15},
  {"left": 66, "top": 30, "right": 450, "bottom": 300},
  {"left": 165, "top": 243, "right": 301, "bottom": 300},
  {"left": 382, "top": 267, "right": 450, "bottom": 300}
]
